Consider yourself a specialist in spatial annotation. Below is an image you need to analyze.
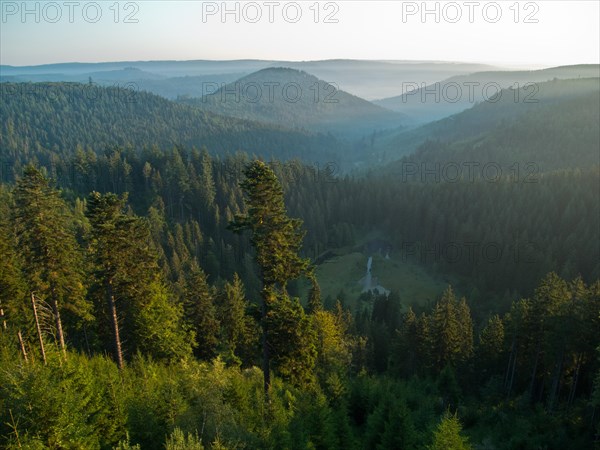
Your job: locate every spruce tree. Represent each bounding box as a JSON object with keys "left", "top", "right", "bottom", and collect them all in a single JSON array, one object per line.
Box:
[
  {"left": 429, "top": 411, "right": 471, "bottom": 450},
  {"left": 217, "top": 272, "right": 251, "bottom": 364},
  {"left": 229, "top": 160, "right": 315, "bottom": 395},
  {"left": 0, "top": 190, "right": 26, "bottom": 331},
  {"left": 86, "top": 191, "right": 191, "bottom": 366},
  {"left": 429, "top": 286, "right": 462, "bottom": 371},
  {"left": 457, "top": 297, "right": 474, "bottom": 359},
  {"left": 478, "top": 314, "right": 505, "bottom": 376},
  {"left": 12, "top": 166, "right": 90, "bottom": 355},
  {"left": 183, "top": 263, "right": 219, "bottom": 360},
  {"left": 307, "top": 274, "right": 323, "bottom": 313}
]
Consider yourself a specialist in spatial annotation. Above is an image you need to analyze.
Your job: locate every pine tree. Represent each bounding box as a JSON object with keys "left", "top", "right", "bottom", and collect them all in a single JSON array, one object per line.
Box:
[
  {"left": 165, "top": 428, "right": 204, "bottom": 450},
  {"left": 429, "top": 286, "right": 463, "bottom": 371},
  {"left": 229, "top": 160, "right": 314, "bottom": 395},
  {"left": 86, "top": 192, "right": 131, "bottom": 368},
  {"left": 267, "top": 294, "right": 317, "bottom": 387},
  {"left": 217, "top": 272, "right": 251, "bottom": 364},
  {"left": 307, "top": 274, "right": 322, "bottom": 313},
  {"left": 390, "top": 307, "right": 420, "bottom": 376},
  {"left": 135, "top": 279, "right": 194, "bottom": 361},
  {"left": 197, "top": 148, "right": 216, "bottom": 208},
  {"left": 527, "top": 272, "right": 569, "bottom": 402},
  {"left": 378, "top": 398, "right": 418, "bottom": 450},
  {"left": 417, "top": 312, "right": 432, "bottom": 371},
  {"left": 12, "top": 166, "right": 90, "bottom": 355},
  {"left": 429, "top": 411, "right": 471, "bottom": 450},
  {"left": 479, "top": 315, "right": 504, "bottom": 357},
  {"left": 183, "top": 263, "right": 219, "bottom": 360},
  {"left": 456, "top": 297, "right": 474, "bottom": 360},
  {"left": 0, "top": 189, "right": 26, "bottom": 331},
  {"left": 313, "top": 308, "right": 352, "bottom": 385},
  {"left": 478, "top": 314, "right": 505, "bottom": 377},
  {"left": 86, "top": 191, "right": 191, "bottom": 366}
]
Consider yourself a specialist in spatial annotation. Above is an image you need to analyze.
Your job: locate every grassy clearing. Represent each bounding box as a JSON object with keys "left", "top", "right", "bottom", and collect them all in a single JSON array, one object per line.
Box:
[{"left": 315, "top": 250, "right": 450, "bottom": 311}]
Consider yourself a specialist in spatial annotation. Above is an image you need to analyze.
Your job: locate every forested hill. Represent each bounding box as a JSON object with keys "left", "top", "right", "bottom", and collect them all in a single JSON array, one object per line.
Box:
[
  {"left": 0, "top": 82, "right": 342, "bottom": 166},
  {"left": 400, "top": 90, "right": 600, "bottom": 173},
  {"left": 374, "top": 64, "right": 600, "bottom": 123},
  {"left": 373, "top": 77, "right": 600, "bottom": 168},
  {"left": 179, "top": 68, "right": 408, "bottom": 137}
]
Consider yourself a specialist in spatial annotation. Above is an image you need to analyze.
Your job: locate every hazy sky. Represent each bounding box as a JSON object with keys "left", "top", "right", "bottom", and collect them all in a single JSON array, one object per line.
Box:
[{"left": 1, "top": 1, "right": 598, "bottom": 67}]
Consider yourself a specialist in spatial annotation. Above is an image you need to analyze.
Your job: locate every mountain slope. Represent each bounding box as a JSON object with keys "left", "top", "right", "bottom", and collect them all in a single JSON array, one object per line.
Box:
[
  {"left": 180, "top": 68, "right": 408, "bottom": 138},
  {"left": 0, "top": 82, "right": 343, "bottom": 165},
  {"left": 374, "top": 65, "right": 600, "bottom": 124},
  {"left": 380, "top": 78, "right": 600, "bottom": 174}
]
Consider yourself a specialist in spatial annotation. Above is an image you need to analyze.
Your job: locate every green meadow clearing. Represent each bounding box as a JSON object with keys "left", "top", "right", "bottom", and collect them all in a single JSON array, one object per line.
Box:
[{"left": 315, "top": 249, "right": 452, "bottom": 311}]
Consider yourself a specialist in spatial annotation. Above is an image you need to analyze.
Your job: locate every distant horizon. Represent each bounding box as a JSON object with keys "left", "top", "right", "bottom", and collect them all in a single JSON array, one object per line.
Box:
[{"left": 2, "top": 57, "right": 588, "bottom": 71}]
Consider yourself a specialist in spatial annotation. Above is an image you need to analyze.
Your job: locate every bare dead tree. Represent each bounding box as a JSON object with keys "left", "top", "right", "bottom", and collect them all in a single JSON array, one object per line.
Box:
[
  {"left": 31, "top": 292, "right": 47, "bottom": 365},
  {"left": 107, "top": 279, "right": 124, "bottom": 370},
  {"left": 17, "top": 330, "right": 28, "bottom": 362},
  {"left": 0, "top": 300, "right": 6, "bottom": 330},
  {"left": 49, "top": 286, "right": 67, "bottom": 359}
]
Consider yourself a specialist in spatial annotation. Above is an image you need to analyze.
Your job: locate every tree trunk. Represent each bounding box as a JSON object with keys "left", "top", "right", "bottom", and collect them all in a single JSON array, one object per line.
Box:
[
  {"left": 31, "top": 293, "right": 47, "bottom": 365},
  {"left": 505, "top": 335, "right": 519, "bottom": 396},
  {"left": 17, "top": 330, "right": 28, "bottom": 362},
  {"left": 50, "top": 287, "right": 67, "bottom": 358},
  {"left": 547, "top": 347, "right": 565, "bottom": 412},
  {"left": 107, "top": 279, "right": 124, "bottom": 370},
  {"left": 504, "top": 337, "right": 516, "bottom": 390},
  {"left": 529, "top": 341, "right": 541, "bottom": 402},
  {"left": 508, "top": 346, "right": 518, "bottom": 397},
  {"left": 0, "top": 302, "right": 6, "bottom": 330},
  {"left": 83, "top": 324, "right": 91, "bottom": 355},
  {"left": 261, "top": 294, "right": 271, "bottom": 401},
  {"left": 567, "top": 352, "right": 583, "bottom": 408}
]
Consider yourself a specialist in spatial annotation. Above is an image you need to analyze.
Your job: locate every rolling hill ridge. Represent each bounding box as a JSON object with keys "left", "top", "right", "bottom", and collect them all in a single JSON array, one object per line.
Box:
[
  {"left": 179, "top": 67, "right": 409, "bottom": 138},
  {"left": 0, "top": 81, "right": 343, "bottom": 166}
]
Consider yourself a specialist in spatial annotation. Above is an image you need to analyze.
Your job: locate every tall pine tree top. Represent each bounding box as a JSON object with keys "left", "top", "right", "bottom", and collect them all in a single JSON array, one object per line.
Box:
[
  {"left": 13, "top": 166, "right": 89, "bottom": 322},
  {"left": 230, "top": 160, "right": 310, "bottom": 291}
]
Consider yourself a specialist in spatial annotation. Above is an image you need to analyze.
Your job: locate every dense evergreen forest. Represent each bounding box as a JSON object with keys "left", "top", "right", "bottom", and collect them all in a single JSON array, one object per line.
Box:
[
  {"left": 0, "top": 79, "right": 599, "bottom": 449},
  {"left": 0, "top": 82, "right": 342, "bottom": 166},
  {"left": 371, "top": 77, "right": 600, "bottom": 163}
]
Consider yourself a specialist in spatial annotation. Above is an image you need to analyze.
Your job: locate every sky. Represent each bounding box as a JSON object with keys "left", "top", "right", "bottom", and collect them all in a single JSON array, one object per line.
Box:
[{"left": 1, "top": 1, "right": 599, "bottom": 67}]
